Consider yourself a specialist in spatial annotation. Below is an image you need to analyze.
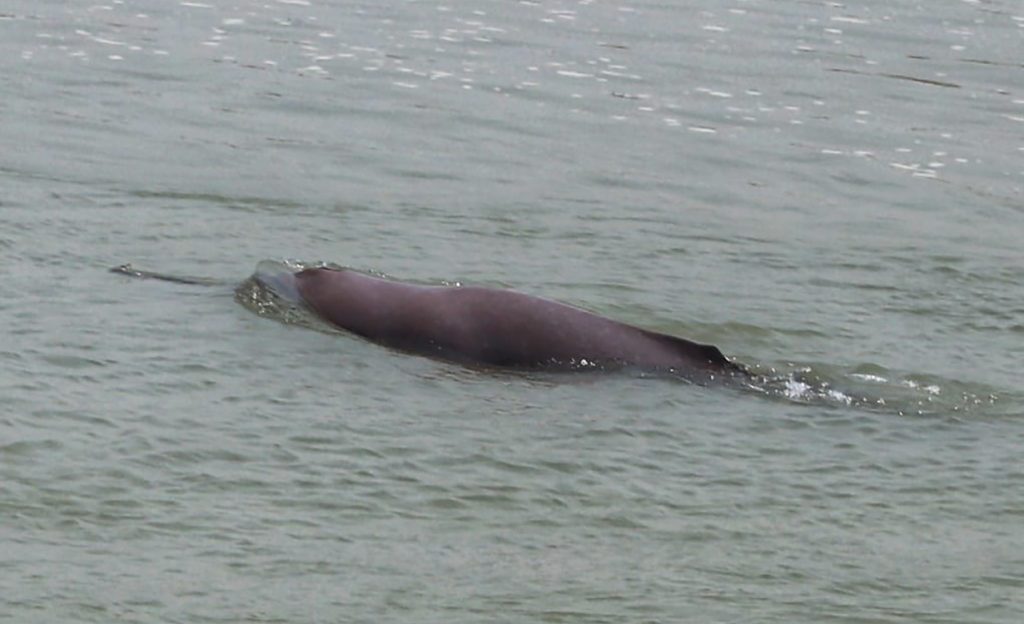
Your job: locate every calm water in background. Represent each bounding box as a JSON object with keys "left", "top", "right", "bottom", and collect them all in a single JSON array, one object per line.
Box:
[{"left": 2, "top": 0, "right": 1023, "bottom": 621}]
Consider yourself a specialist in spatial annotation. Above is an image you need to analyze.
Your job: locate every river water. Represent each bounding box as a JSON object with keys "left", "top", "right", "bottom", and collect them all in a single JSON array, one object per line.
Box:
[{"left": 2, "top": 0, "right": 1022, "bottom": 622}]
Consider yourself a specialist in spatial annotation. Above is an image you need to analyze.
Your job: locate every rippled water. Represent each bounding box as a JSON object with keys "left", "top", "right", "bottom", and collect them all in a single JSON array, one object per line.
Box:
[{"left": 2, "top": 0, "right": 1022, "bottom": 622}]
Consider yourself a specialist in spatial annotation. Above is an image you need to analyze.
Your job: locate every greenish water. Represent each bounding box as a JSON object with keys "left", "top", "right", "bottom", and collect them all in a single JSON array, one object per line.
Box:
[{"left": 2, "top": 1, "right": 1022, "bottom": 622}]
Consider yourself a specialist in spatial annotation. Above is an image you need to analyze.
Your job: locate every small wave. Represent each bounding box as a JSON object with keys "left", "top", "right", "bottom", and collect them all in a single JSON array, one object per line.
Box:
[
  {"left": 742, "top": 361, "right": 1010, "bottom": 418},
  {"left": 234, "top": 259, "right": 336, "bottom": 331}
]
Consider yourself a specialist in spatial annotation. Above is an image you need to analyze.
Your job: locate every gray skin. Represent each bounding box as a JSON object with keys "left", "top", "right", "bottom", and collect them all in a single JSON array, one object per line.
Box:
[{"left": 282, "top": 267, "right": 747, "bottom": 384}]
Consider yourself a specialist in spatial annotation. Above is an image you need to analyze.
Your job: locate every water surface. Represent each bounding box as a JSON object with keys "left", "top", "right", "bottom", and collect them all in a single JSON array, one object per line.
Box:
[{"left": 2, "top": 0, "right": 1022, "bottom": 622}]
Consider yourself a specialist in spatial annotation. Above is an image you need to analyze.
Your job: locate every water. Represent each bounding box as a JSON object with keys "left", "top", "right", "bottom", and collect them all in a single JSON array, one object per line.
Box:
[{"left": 2, "top": 0, "right": 1022, "bottom": 621}]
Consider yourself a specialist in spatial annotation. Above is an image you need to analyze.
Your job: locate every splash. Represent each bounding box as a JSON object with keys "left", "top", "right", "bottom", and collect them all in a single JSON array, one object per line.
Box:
[
  {"left": 234, "top": 259, "right": 335, "bottom": 331},
  {"left": 741, "top": 362, "right": 1008, "bottom": 417}
]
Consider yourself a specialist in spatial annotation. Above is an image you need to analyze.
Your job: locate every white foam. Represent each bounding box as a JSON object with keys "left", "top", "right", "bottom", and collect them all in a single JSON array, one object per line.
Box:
[{"left": 851, "top": 373, "right": 888, "bottom": 383}]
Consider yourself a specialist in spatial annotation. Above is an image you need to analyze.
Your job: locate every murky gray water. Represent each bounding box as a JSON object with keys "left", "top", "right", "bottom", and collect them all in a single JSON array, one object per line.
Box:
[{"left": 2, "top": 0, "right": 1022, "bottom": 622}]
